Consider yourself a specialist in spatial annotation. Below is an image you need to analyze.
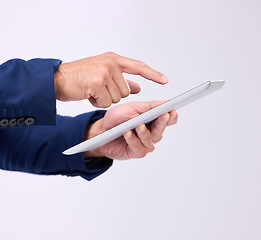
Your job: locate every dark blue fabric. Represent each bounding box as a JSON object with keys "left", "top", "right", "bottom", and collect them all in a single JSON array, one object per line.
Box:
[
  {"left": 0, "top": 110, "right": 113, "bottom": 181},
  {"left": 0, "top": 58, "right": 113, "bottom": 180},
  {"left": 0, "top": 58, "right": 61, "bottom": 125}
]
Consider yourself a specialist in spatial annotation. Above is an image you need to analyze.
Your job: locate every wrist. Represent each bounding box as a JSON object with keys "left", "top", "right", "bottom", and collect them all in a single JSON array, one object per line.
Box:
[
  {"left": 54, "top": 63, "right": 70, "bottom": 101},
  {"left": 54, "top": 63, "right": 63, "bottom": 100}
]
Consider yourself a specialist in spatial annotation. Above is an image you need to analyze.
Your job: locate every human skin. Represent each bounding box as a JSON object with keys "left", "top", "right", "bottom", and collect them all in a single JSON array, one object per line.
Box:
[
  {"left": 84, "top": 101, "right": 178, "bottom": 160},
  {"left": 54, "top": 52, "right": 169, "bottom": 108}
]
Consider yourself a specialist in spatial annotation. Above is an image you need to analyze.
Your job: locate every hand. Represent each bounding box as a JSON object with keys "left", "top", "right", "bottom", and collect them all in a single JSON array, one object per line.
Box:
[
  {"left": 54, "top": 52, "right": 169, "bottom": 108},
  {"left": 84, "top": 101, "right": 178, "bottom": 160}
]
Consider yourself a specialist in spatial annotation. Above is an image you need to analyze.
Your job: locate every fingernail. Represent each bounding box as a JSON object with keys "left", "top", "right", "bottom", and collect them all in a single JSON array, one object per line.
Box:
[
  {"left": 138, "top": 124, "right": 145, "bottom": 133},
  {"left": 160, "top": 113, "right": 170, "bottom": 123},
  {"left": 124, "top": 78, "right": 131, "bottom": 93},
  {"left": 125, "top": 131, "right": 132, "bottom": 138},
  {"left": 161, "top": 75, "right": 169, "bottom": 84}
]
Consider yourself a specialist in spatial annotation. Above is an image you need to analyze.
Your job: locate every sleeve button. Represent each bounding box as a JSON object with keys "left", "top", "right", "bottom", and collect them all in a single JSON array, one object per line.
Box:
[
  {"left": 25, "top": 117, "right": 35, "bottom": 126},
  {"left": 9, "top": 118, "right": 17, "bottom": 127},
  {"left": 0, "top": 119, "right": 9, "bottom": 127},
  {"left": 17, "top": 118, "right": 25, "bottom": 126}
]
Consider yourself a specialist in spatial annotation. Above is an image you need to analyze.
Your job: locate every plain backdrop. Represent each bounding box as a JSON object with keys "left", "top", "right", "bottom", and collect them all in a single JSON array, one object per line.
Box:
[{"left": 0, "top": 0, "right": 260, "bottom": 239}]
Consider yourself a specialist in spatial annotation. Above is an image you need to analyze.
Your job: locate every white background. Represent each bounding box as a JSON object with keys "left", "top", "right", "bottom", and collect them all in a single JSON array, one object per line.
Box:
[{"left": 0, "top": 0, "right": 260, "bottom": 239}]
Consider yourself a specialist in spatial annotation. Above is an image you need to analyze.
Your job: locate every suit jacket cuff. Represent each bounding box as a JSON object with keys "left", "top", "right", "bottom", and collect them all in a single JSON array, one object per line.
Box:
[
  {"left": 60, "top": 110, "right": 113, "bottom": 181},
  {"left": 0, "top": 110, "right": 113, "bottom": 181}
]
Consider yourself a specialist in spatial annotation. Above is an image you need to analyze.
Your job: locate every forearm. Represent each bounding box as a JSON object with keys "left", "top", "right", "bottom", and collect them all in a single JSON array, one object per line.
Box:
[{"left": 0, "top": 111, "right": 113, "bottom": 181}]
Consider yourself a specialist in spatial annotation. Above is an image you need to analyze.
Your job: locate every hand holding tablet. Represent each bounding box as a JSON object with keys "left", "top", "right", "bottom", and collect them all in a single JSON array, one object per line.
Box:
[{"left": 63, "top": 81, "right": 225, "bottom": 156}]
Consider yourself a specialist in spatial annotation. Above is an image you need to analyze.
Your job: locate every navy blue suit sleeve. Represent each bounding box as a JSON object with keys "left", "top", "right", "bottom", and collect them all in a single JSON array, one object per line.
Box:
[
  {"left": 0, "top": 58, "right": 62, "bottom": 126},
  {"left": 0, "top": 110, "right": 113, "bottom": 181}
]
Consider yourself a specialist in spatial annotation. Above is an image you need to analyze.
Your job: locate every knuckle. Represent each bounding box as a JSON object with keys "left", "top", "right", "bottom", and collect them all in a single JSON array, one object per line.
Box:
[
  {"left": 142, "top": 151, "right": 148, "bottom": 158},
  {"left": 99, "top": 66, "right": 110, "bottom": 77},
  {"left": 121, "top": 90, "right": 130, "bottom": 98},
  {"left": 95, "top": 77, "right": 106, "bottom": 87},
  {"left": 101, "top": 101, "right": 112, "bottom": 108},
  {"left": 138, "top": 149, "right": 148, "bottom": 158},
  {"left": 137, "top": 60, "right": 146, "bottom": 68},
  {"left": 113, "top": 96, "right": 121, "bottom": 103},
  {"left": 104, "top": 51, "right": 117, "bottom": 58},
  {"left": 154, "top": 136, "right": 162, "bottom": 143},
  {"left": 170, "top": 116, "right": 178, "bottom": 125},
  {"left": 149, "top": 145, "right": 155, "bottom": 152},
  {"left": 103, "top": 57, "right": 117, "bottom": 68},
  {"left": 139, "top": 153, "right": 146, "bottom": 158},
  {"left": 99, "top": 58, "right": 118, "bottom": 75}
]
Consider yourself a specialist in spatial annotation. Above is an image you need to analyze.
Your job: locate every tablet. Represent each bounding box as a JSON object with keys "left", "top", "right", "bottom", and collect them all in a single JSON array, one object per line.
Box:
[{"left": 63, "top": 80, "right": 225, "bottom": 155}]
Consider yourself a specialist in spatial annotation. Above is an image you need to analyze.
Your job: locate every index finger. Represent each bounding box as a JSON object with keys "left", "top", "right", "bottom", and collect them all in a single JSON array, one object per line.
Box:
[{"left": 117, "top": 55, "right": 169, "bottom": 85}]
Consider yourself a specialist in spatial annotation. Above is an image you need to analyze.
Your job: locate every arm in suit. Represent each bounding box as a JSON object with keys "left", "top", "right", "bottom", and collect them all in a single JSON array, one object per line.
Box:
[
  {"left": 0, "top": 110, "right": 113, "bottom": 181},
  {"left": 0, "top": 58, "right": 61, "bottom": 127},
  {"left": 0, "top": 100, "right": 178, "bottom": 180}
]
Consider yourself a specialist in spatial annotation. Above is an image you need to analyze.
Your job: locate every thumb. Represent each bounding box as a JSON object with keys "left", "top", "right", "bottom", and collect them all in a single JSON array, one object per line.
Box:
[
  {"left": 132, "top": 100, "right": 167, "bottom": 114},
  {"left": 126, "top": 79, "right": 141, "bottom": 94}
]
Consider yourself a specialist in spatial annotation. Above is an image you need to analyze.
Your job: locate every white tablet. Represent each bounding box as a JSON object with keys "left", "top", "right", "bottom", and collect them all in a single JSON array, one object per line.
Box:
[{"left": 63, "top": 80, "right": 225, "bottom": 155}]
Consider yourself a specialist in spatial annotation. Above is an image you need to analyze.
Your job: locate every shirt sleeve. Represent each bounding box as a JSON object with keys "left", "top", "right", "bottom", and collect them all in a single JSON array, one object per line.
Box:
[
  {"left": 0, "top": 58, "right": 62, "bottom": 127},
  {"left": 0, "top": 110, "right": 113, "bottom": 181}
]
